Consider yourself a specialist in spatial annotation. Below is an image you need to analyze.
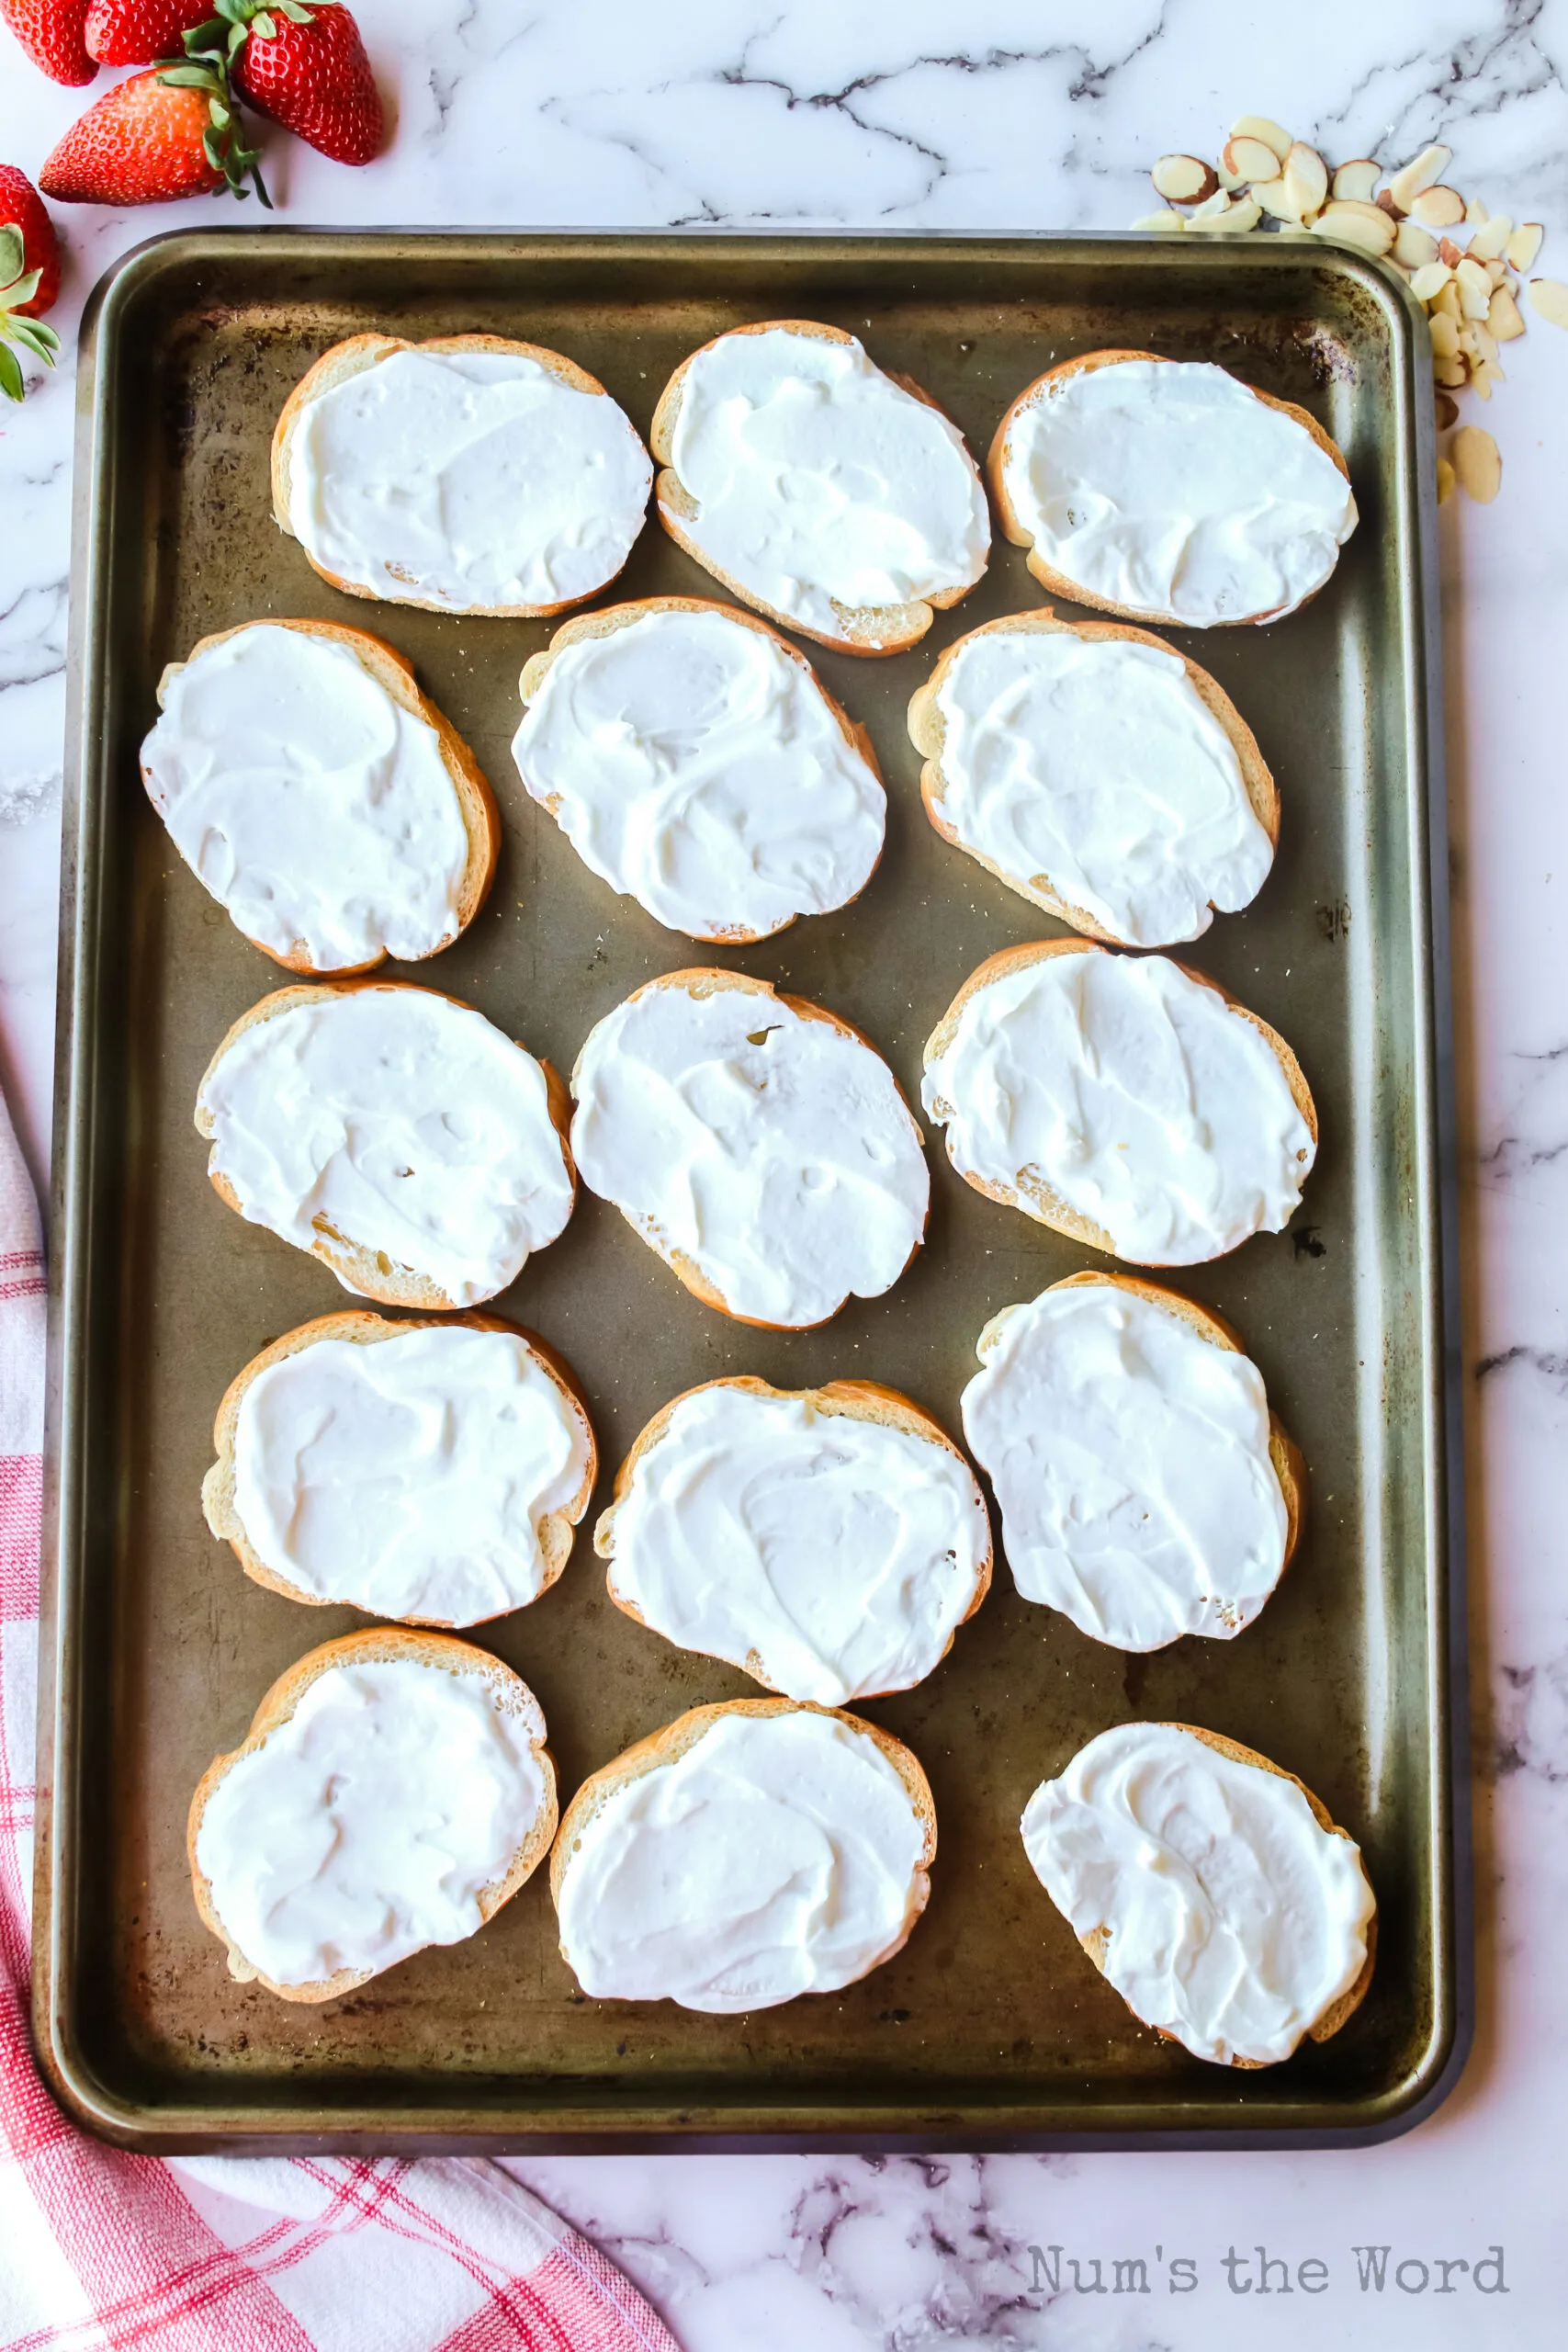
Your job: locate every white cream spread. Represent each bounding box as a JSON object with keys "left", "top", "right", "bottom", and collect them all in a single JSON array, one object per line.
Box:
[
  {"left": 961, "top": 1282, "right": 1289, "bottom": 1651},
  {"left": 511, "top": 605, "right": 886, "bottom": 941},
  {"left": 555, "top": 1707, "right": 928, "bottom": 2010},
  {"left": 198, "top": 986, "right": 575, "bottom": 1306},
  {"left": 664, "top": 327, "right": 989, "bottom": 645},
  {"left": 287, "top": 345, "right": 652, "bottom": 613},
  {"left": 231, "top": 1325, "right": 591, "bottom": 1625},
  {"left": 1020, "top": 1722, "right": 1375, "bottom": 2064},
  {"left": 601, "top": 1383, "right": 989, "bottom": 1702},
  {"left": 195, "top": 1655, "right": 551, "bottom": 1987},
  {"left": 921, "top": 950, "right": 1313, "bottom": 1264},
  {"left": 998, "top": 358, "right": 1357, "bottom": 627},
  {"left": 141, "top": 625, "right": 472, "bottom": 972},
  {"left": 571, "top": 980, "right": 929, "bottom": 1327},
  {"left": 929, "top": 625, "right": 1273, "bottom": 946}
]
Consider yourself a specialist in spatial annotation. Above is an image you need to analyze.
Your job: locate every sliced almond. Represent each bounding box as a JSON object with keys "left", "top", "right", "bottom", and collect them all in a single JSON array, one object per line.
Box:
[
  {"left": 1376, "top": 187, "right": 1404, "bottom": 220},
  {"left": 1410, "top": 260, "right": 1452, "bottom": 303},
  {"left": 1282, "top": 141, "right": 1329, "bottom": 220},
  {"left": 1151, "top": 153, "right": 1219, "bottom": 205},
  {"left": 1470, "top": 357, "right": 1503, "bottom": 401},
  {"left": 1464, "top": 212, "right": 1512, "bottom": 262},
  {"left": 1252, "top": 176, "right": 1303, "bottom": 224},
  {"left": 1332, "top": 159, "right": 1381, "bottom": 203},
  {"left": 1456, "top": 256, "right": 1493, "bottom": 319},
  {"left": 1216, "top": 158, "right": 1252, "bottom": 193},
  {"left": 1387, "top": 142, "right": 1451, "bottom": 212},
  {"left": 1409, "top": 184, "right": 1466, "bottom": 229},
  {"left": 1436, "top": 456, "right": 1455, "bottom": 504},
  {"left": 1190, "top": 187, "right": 1233, "bottom": 220},
  {"left": 1393, "top": 219, "right": 1439, "bottom": 269},
  {"left": 1189, "top": 196, "right": 1261, "bottom": 234},
  {"left": 1506, "top": 221, "right": 1543, "bottom": 272},
  {"left": 1484, "top": 257, "right": 1507, "bottom": 288},
  {"left": 1528, "top": 276, "right": 1568, "bottom": 328},
  {"left": 1456, "top": 321, "right": 1479, "bottom": 358},
  {"left": 1435, "top": 391, "right": 1459, "bottom": 430},
  {"left": 1223, "top": 133, "right": 1285, "bottom": 186},
  {"left": 1433, "top": 353, "right": 1467, "bottom": 388},
  {"left": 1464, "top": 194, "right": 1489, "bottom": 227},
  {"left": 1132, "top": 210, "right": 1188, "bottom": 232},
  {"left": 1432, "top": 278, "right": 1463, "bottom": 322},
  {"left": 1231, "top": 114, "right": 1292, "bottom": 163},
  {"left": 1451, "top": 426, "right": 1501, "bottom": 503},
  {"left": 1488, "top": 285, "right": 1526, "bottom": 340},
  {"left": 1427, "top": 311, "right": 1461, "bottom": 358},
  {"left": 1438, "top": 237, "right": 1464, "bottom": 268},
  {"left": 1311, "top": 201, "right": 1395, "bottom": 256},
  {"left": 1471, "top": 320, "right": 1500, "bottom": 366}
]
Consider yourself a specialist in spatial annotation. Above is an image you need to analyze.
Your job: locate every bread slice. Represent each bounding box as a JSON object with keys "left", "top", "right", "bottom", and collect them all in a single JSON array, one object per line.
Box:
[
  {"left": 650, "top": 319, "right": 985, "bottom": 658},
  {"left": 147, "top": 617, "right": 500, "bottom": 978},
  {"left": 1075, "top": 1724, "right": 1376, "bottom": 2066},
  {"left": 188, "top": 1626, "right": 558, "bottom": 2004},
  {"left": 570, "top": 967, "right": 929, "bottom": 1330},
  {"left": 203, "top": 1308, "right": 597, "bottom": 1624},
  {"left": 515, "top": 594, "right": 884, "bottom": 944},
  {"left": 195, "top": 980, "right": 577, "bottom": 1311},
  {"left": 549, "top": 1695, "right": 936, "bottom": 1988},
  {"left": 272, "top": 332, "right": 649, "bottom": 619},
  {"left": 922, "top": 937, "right": 1316, "bottom": 1260},
  {"left": 988, "top": 348, "right": 1352, "bottom": 627},
  {"left": 906, "top": 605, "right": 1278, "bottom": 946},
  {"left": 594, "top": 1374, "right": 993, "bottom": 1694}
]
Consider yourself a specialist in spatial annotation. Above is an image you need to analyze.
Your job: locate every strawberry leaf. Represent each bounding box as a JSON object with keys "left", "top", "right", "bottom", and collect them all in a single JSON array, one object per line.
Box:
[
  {"left": 0, "top": 345, "right": 25, "bottom": 404},
  {"left": 1, "top": 267, "right": 44, "bottom": 311},
  {"left": 0, "top": 226, "right": 23, "bottom": 285},
  {"left": 9, "top": 319, "right": 60, "bottom": 359},
  {"left": 157, "top": 38, "right": 273, "bottom": 207}
]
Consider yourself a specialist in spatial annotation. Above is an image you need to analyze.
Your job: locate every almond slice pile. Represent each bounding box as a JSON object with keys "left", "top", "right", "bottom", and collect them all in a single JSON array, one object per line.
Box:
[{"left": 1134, "top": 118, "right": 1568, "bottom": 505}]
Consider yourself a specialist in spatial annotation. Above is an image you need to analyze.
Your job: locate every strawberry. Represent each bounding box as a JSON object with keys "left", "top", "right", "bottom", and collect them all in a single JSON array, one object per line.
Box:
[
  {"left": 39, "top": 55, "right": 268, "bottom": 205},
  {"left": 84, "top": 0, "right": 208, "bottom": 64},
  {"left": 0, "top": 169, "right": 62, "bottom": 402},
  {"left": 229, "top": 2, "right": 383, "bottom": 166},
  {"left": 0, "top": 0, "right": 96, "bottom": 85}
]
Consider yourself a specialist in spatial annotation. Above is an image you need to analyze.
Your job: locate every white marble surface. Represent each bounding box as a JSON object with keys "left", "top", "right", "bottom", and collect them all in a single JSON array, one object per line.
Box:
[{"left": 4, "top": 2, "right": 1568, "bottom": 2343}]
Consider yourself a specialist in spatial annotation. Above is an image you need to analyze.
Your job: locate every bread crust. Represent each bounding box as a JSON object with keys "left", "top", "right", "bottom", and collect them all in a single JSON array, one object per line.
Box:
[
  {"left": 921, "top": 936, "right": 1316, "bottom": 1264},
  {"left": 593, "top": 1374, "right": 993, "bottom": 1694},
  {"left": 987, "top": 348, "right": 1352, "bottom": 628},
  {"left": 549, "top": 1695, "right": 937, "bottom": 1995},
  {"left": 906, "top": 605, "right": 1278, "bottom": 945},
  {"left": 571, "top": 967, "right": 928, "bottom": 1329},
  {"left": 195, "top": 979, "right": 577, "bottom": 1310},
  {"left": 187, "top": 1626, "right": 558, "bottom": 2005},
  {"left": 1074, "top": 1721, "right": 1376, "bottom": 2065},
  {"left": 203, "top": 1308, "right": 598, "bottom": 1625},
  {"left": 650, "top": 319, "right": 987, "bottom": 658},
  {"left": 147, "top": 617, "right": 501, "bottom": 978},
  {"left": 515, "top": 594, "right": 885, "bottom": 944},
  {"left": 271, "top": 332, "right": 650, "bottom": 619}
]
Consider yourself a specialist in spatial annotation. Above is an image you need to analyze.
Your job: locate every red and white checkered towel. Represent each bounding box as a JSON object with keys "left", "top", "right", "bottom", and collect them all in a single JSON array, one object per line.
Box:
[{"left": 0, "top": 1090, "right": 679, "bottom": 2352}]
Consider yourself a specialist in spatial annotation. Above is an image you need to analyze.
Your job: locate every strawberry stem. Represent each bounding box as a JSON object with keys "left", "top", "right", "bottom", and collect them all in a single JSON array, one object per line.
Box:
[
  {"left": 0, "top": 224, "right": 61, "bottom": 404},
  {"left": 158, "top": 22, "right": 274, "bottom": 208}
]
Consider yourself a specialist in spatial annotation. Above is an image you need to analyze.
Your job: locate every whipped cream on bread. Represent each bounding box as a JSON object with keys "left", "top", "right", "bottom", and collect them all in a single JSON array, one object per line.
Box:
[
  {"left": 997, "top": 358, "right": 1356, "bottom": 627},
  {"left": 928, "top": 623, "right": 1273, "bottom": 946},
  {"left": 921, "top": 948, "right": 1314, "bottom": 1264},
  {"left": 286, "top": 345, "right": 652, "bottom": 613},
  {"left": 141, "top": 625, "right": 473, "bottom": 971},
  {"left": 197, "top": 986, "right": 575, "bottom": 1306},
  {"left": 1021, "top": 1722, "right": 1375, "bottom": 2064},
  {"left": 554, "top": 1706, "right": 930, "bottom": 2010},
  {"left": 663, "top": 327, "right": 988, "bottom": 645},
  {"left": 571, "top": 978, "right": 929, "bottom": 1327},
  {"left": 195, "top": 1653, "right": 553, "bottom": 1988},
  {"left": 512, "top": 604, "right": 885, "bottom": 941},
  {"left": 962, "top": 1281, "right": 1289, "bottom": 1651},
  {"left": 231, "top": 1325, "right": 592, "bottom": 1625},
  {"left": 599, "top": 1382, "right": 990, "bottom": 1702}
]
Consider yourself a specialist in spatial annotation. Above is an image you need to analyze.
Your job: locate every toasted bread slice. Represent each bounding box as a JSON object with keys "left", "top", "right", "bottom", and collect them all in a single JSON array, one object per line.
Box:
[
  {"left": 188, "top": 1626, "right": 558, "bottom": 2004},
  {"left": 651, "top": 319, "right": 988, "bottom": 657},
  {"left": 146, "top": 617, "right": 500, "bottom": 978},
  {"left": 203, "top": 1308, "right": 597, "bottom": 1625},
  {"left": 906, "top": 605, "right": 1277, "bottom": 946}
]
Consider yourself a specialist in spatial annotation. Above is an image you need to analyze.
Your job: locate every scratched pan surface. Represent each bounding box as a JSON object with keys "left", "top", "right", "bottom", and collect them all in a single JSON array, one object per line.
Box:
[{"left": 37, "top": 231, "right": 1468, "bottom": 2151}]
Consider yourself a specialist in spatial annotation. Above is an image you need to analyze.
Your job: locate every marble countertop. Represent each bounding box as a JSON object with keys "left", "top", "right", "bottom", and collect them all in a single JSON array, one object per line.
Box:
[{"left": 4, "top": 3, "right": 1566, "bottom": 2344}]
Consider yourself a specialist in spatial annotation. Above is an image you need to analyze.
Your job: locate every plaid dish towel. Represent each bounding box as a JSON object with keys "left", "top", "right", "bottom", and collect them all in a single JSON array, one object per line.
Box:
[{"left": 0, "top": 1089, "right": 677, "bottom": 2352}]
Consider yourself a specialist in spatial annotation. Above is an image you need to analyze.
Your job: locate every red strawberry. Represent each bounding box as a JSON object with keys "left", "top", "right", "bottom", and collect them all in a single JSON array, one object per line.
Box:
[
  {"left": 0, "top": 0, "right": 96, "bottom": 85},
  {"left": 0, "top": 164, "right": 61, "bottom": 314},
  {"left": 1, "top": 167, "right": 62, "bottom": 401},
  {"left": 39, "top": 59, "right": 267, "bottom": 205},
  {"left": 84, "top": 0, "right": 208, "bottom": 65},
  {"left": 232, "top": 2, "right": 383, "bottom": 166}
]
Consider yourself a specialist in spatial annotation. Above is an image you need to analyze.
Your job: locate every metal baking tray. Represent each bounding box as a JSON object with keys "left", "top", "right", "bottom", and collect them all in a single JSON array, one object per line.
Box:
[{"left": 36, "top": 229, "right": 1469, "bottom": 2151}]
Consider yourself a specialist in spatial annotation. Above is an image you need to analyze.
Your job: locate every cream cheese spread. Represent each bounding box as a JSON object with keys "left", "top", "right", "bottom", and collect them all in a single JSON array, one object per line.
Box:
[
  {"left": 998, "top": 358, "right": 1357, "bottom": 627},
  {"left": 664, "top": 327, "right": 989, "bottom": 645},
  {"left": 571, "top": 979, "right": 929, "bottom": 1327},
  {"left": 921, "top": 949, "right": 1314, "bottom": 1264},
  {"left": 231, "top": 1325, "right": 592, "bottom": 1624},
  {"left": 512, "top": 605, "right": 886, "bottom": 940},
  {"left": 141, "top": 624, "right": 472, "bottom": 971},
  {"left": 195, "top": 1654, "right": 552, "bottom": 1987},
  {"left": 1021, "top": 1722, "right": 1376, "bottom": 2064},
  {"left": 961, "top": 1281, "right": 1289, "bottom": 1650},
  {"left": 600, "top": 1383, "right": 990, "bottom": 1702},
  {"left": 928, "top": 624, "right": 1273, "bottom": 946},
  {"left": 286, "top": 345, "right": 652, "bottom": 613},
  {"left": 198, "top": 986, "right": 575, "bottom": 1306},
  {"left": 555, "top": 1706, "right": 930, "bottom": 2010}
]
